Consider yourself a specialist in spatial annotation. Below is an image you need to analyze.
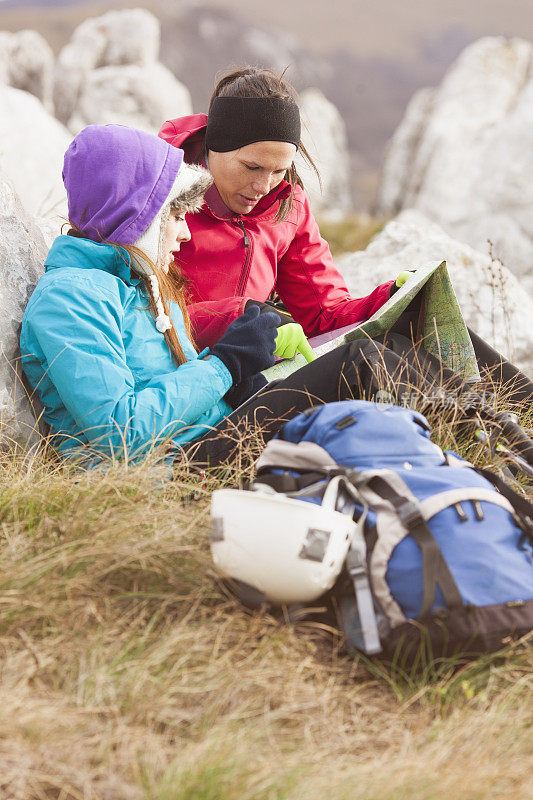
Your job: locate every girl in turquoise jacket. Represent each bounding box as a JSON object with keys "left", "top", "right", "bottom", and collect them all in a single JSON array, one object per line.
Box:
[{"left": 20, "top": 124, "right": 280, "bottom": 462}]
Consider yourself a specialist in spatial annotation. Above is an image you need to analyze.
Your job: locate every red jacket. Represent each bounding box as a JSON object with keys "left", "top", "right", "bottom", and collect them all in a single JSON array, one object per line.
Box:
[{"left": 159, "top": 115, "right": 393, "bottom": 349}]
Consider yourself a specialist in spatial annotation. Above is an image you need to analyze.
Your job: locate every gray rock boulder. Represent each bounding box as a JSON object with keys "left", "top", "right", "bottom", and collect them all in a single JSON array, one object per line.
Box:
[
  {"left": 55, "top": 8, "right": 191, "bottom": 134},
  {"left": 0, "top": 29, "right": 55, "bottom": 112},
  {"left": 0, "top": 172, "right": 47, "bottom": 448},
  {"left": 297, "top": 88, "right": 353, "bottom": 220},
  {"left": 160, "top": 5, "right": 331, "bottom": 114},
  {"left": 0, "top": 84, "right": 70, "bottom": 225},
  {"left": 68, "top": 62, "right": 191, "bottom": 135},
  {"left": 378, "top": 87, "right": 435, "bottom": 217},
  {"left": 336, "top": 210, "right": 533, "bottom": 377},
  {"left": 54, "top": 8, "right": 160, "bottom": 124},
  {"left": 378, "top": 37, "right": 533, "bottom": 294}
]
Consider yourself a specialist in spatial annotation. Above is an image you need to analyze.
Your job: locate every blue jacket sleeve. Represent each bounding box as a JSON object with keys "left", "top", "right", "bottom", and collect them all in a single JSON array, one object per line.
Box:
[{"left": 21, "top": 276, "right": 232, "bottom": 456}]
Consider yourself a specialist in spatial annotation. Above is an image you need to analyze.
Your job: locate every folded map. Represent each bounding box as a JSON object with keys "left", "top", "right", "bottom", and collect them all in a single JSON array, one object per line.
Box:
[{"left": 262, "top": 261, "right": 479, "bottom": 383}]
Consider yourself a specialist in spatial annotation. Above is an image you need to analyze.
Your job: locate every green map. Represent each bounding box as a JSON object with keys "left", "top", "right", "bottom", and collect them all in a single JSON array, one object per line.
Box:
[{"left": 262, "top": 261, "right": 479, "bottom": 383}]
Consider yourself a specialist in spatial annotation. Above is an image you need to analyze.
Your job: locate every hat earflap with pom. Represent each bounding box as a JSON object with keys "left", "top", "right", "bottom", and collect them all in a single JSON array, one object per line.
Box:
[{"left": 132, "top": 162, "right": 212, "bottom": 333}]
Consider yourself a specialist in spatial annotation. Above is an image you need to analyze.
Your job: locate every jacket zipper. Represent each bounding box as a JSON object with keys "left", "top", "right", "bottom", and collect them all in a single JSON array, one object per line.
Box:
[
  {"left": 235, "top": 218, "right": 253, "bottom": 296},
  {"left": 236, "top": 218, "right": 249, "bottom": 248}
]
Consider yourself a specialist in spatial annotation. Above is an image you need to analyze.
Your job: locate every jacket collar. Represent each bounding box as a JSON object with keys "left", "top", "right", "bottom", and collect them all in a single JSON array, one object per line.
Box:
[{"left": 44, "top": 235, "right": 140, "bottom": 285}]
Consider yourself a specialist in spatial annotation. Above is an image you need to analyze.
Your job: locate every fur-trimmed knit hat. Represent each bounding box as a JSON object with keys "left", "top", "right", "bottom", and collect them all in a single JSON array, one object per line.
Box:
[
  {"left": 134, "top": 162, "right": 212, "bottom": 273},
  {"left": 133, "top": 163, "right": 212, "bottom": 332},
  {"left": 63, "top": 125, "right": 213, "bottom": 335}
]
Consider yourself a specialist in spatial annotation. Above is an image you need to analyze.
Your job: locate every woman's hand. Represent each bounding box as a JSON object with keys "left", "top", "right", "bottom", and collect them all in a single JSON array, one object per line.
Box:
[
  {"left": 389, "top": 269, "right": 416, "bottom": 297},
  {"left": 274, "top": 323, "right": 316, "bottom": 362},
  {"left": 396, "top": 270, "right": 415, "bottom": 288}
]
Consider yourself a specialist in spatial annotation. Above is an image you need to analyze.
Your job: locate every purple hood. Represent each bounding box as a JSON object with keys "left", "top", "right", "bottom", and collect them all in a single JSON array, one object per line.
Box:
[{"left": 63, "top": 124, "right": 184, "bottom": 244}]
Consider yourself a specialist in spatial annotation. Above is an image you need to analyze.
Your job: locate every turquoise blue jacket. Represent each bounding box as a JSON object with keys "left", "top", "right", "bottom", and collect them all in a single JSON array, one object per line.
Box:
[{"left": 20, "top": 235, "right": 232, "bottom": 461}]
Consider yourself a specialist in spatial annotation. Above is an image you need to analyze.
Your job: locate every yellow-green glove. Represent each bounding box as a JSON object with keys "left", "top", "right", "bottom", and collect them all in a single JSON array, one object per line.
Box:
[
  {"left": 396, "top": 270, "right": 414, "bottom": 288},
  {"left": 274, "top": 323, "right": 316, "bottom": 362}
]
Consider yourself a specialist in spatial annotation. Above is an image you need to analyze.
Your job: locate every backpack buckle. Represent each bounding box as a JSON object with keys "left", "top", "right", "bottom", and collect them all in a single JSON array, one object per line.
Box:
[
  {"left": 397, "top": 500, "right": 425, "bottom": 530},
  {"left": 345, "top": 541, "right": 382, "bottom": 655}
]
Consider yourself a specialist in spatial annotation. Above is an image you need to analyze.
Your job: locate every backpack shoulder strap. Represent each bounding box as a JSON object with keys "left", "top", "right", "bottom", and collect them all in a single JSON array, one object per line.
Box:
[
  {"left": 418, "top": 488, "right": 514, "bottom": 520},
  {"left": 254, "top": 470, "right": 328, "bottom": 493},
  {"left": 355, "top": 471, "right": 464, "bottom": 621},
  {"left": 256, "top": 439, "right": 337, "bottom": 472},
  {"left": 254, "top": 439, "right": 351, "bottom": 493}
]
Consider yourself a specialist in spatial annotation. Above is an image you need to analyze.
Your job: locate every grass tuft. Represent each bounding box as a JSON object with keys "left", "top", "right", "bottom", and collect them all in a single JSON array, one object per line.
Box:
[
  {"left": 318, "top": 213, "right": 388, "bottom": 256},
  {"left": 0, "top": 366, "right": 531, "bottom": 798}
]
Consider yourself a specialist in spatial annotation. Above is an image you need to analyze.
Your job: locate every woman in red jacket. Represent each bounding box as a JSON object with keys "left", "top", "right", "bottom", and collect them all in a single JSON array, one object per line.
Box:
[
  {"left": 159, "top": 67, "right": 394, "bottom": 353},
  {"left": 157, "top": 67, "right": 533, "bottom": 468}
]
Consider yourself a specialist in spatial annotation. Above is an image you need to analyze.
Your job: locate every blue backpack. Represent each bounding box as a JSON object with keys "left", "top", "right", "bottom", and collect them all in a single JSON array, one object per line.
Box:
[{"left": 253, "top": 400, "right": 533, "bottom": 663}]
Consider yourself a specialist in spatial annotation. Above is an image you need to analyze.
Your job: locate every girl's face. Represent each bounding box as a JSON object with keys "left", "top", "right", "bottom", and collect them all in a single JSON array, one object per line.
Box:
[
  {"left": 162, "top": 210, "right": 191, "bottom": 272},
  {"left": 207, "top": 140, "right": 296, "bottom": 215}
]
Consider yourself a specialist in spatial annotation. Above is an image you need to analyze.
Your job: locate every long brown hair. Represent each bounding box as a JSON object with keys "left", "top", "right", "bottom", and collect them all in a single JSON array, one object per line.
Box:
[
  {"left": 205, "top": 67, "right": 321, "bottom": 222},
  {"left": 119, "top": 244, "right": 195, "bottom": 366}
]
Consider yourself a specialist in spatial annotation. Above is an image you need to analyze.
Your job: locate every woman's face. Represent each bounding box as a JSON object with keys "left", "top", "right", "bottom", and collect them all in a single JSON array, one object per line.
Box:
[
  {"left": 208, "top": 140, "right": 297, "bottom": 215},
  {"left": 162, "top": 210, "right": 191, "bottom": 272}
]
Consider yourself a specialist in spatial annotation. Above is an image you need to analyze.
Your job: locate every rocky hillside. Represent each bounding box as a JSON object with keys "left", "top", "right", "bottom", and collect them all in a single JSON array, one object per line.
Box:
[
  {"left": 378, "top": 37, "right": 533, "bottom": 296},
  {"left": 0, "top": 0, "right": 481, "bottom": 207},
  {"left": 0, "top": 8, "right": 354, "bottom": 223},
  {"left": 4, "top": 0, "right": 533, "bottom": 208}
]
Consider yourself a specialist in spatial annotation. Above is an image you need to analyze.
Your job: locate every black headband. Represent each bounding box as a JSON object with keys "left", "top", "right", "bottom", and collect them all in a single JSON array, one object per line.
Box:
[{"left": 205, "top": 96, "right": 301, "bottom": 153}]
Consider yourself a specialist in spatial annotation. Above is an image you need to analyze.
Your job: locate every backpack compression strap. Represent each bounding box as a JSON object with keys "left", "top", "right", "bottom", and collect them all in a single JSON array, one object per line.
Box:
[
  {"left": 476, "top": 468, "right": 533, "bottom": 542},
  {"left": 254, "top": 469, "right": 333, "bottom": 493},
  {"left": 444, "top": 453, "right": 533, "bottom": 542},
  {"left": 364, "top": 475, "right": 464, "bottom": 620}
]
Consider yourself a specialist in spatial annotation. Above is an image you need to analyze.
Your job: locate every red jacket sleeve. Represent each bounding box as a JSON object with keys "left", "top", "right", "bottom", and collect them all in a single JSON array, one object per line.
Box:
[
  {"left": 274, "top": 192, "right": 393, "bottom": 337},
  {"left": 189, "top": 296, "right": 247, "bottom": 350}
]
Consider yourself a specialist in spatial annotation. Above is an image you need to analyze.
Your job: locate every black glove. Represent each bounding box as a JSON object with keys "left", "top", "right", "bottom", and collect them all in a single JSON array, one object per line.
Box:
[
  {"left": 224, "top": 372, "right": 268, "bottom": 410},
  {"left": 211, "top": 305, "right": 279, "bottom": 384}
]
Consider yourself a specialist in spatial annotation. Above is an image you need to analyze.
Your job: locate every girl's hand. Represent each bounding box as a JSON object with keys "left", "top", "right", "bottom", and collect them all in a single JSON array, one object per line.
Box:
[{"left": 211, "top": 305, "right": 279, "bottom": 383}]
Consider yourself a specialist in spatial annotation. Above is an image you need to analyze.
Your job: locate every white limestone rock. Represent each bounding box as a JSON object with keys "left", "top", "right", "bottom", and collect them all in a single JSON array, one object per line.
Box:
[
  {"left": 161, "top": 5, "right": 331, "bottom": 111},
  {"left": 0, "top": 85, "right": 70, "bottom": 222},
  {"left": 0, "top": 29, "right": 55, "bottom": 112},
  {"left": 54, "top": 7, "right": 161, "bottom": 124},
  {"left": 336, "top": 210, "right": 533, "bottom": 378},
  {"left": 378, "top": 37, "right": 533, "bottom": 294},
  {"left": 68, "top": 62, "right": 192, "bottom": 135},
  {"left": 297, "top": 88, "right": 353, "bottom": 220},
  {"left": 0, "top": 171, "right": 47, "bottom": 448},
  {"left": 379, "top": 87, "right": 435, "bottom": 217},
  {"left": 35, "top": 216, "right": 63, "bottom": 251}
]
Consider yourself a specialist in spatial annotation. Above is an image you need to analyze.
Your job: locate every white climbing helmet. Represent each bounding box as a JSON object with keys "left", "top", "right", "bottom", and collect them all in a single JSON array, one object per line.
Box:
[{"left": 210, "top": 479, "right": 361, "bottom": 606}]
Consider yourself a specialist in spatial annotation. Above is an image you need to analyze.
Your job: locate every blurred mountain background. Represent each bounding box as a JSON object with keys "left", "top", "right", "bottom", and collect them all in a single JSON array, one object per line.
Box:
[{"left": 1, "top": 0, "right": 532, "bottom": 207}]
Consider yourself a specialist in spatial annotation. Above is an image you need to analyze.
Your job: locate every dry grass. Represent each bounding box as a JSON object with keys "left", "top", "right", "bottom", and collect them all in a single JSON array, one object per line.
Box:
[
  {"left": 318, "top": 213, "right": 387, "bottom": 256},
  {"left": 0, "top": 371, "right": 532, "bottom": 799}
]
